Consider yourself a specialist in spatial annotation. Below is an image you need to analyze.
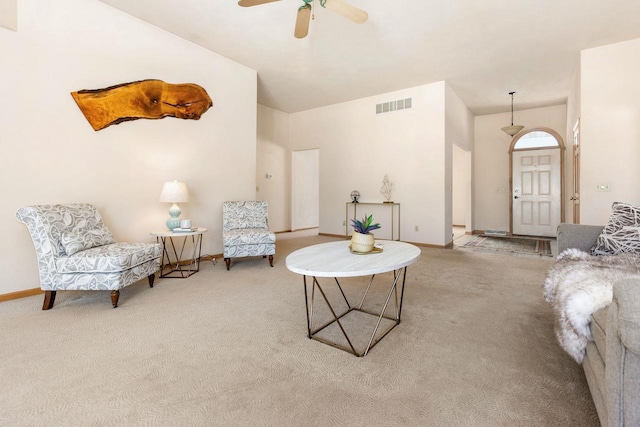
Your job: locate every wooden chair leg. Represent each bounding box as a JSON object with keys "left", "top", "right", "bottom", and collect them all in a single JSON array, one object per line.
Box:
[
  {"left": 110, "top": 290, "right": 120, "bottom": 308},
  {"left": 148, "top": 273, "right": 155, "bottom": 288},
  {"left": 268, "top": 255, "right": 274, "bottom": 267},
  {"left": 42, "top": 291, "right": 56, "bottom": 310},
  {"left": 224, "top": 258, "right": 231, "bottom": 271}
]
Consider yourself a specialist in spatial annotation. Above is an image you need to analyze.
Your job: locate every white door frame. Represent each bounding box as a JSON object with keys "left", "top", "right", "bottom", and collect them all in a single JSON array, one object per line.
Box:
[
  {"left": 572, "top": 119, "right": 581, "bottom": 224},
  {"left": 509, "top": 127, "right": 565, "bottom": 236}
]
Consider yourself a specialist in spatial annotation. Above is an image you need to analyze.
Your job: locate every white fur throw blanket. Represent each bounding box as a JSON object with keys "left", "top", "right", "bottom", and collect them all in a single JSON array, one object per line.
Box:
[{"left": 543, "top": 249, "right": 640, "bottom": 363}]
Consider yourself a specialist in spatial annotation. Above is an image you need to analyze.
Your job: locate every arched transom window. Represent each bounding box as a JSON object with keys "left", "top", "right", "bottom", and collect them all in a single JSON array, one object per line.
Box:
[{"left": 513, "top": 130, "right": 560, "bottom": 150}]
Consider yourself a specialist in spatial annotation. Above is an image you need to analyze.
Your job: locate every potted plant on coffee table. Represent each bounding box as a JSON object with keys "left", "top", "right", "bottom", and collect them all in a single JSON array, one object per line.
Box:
[{"left": 350, "top": 214, "right": 381, "bottom": 253}]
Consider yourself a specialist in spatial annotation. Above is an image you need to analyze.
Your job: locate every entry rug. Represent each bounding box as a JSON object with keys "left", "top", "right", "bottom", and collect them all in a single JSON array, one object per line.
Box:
[{"left": 461, "top": 235, "right": 553, "bottom": 257}]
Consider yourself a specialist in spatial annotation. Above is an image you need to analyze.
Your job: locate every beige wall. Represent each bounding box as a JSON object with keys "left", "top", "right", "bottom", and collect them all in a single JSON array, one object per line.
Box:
[
  {"left": 0, "top": 0, "right": 17, "bottom": 31},
  {"left": 257, "top": 82, "right": 473, "bottom": 246},
  {"left": 474, "top": 105, "right": 568, "bottom": 233},
  {"left": 579, "top": 37, "right": 640, "bottom": 225},
  {"left": 259, "top": 37, "right": 640, "bottom": 243},
  {"left": 2, "top": 0, "right": 257, "bottom": 294},
  {"left": 288, "top": 82, "right": 451, "bottom": 246}
]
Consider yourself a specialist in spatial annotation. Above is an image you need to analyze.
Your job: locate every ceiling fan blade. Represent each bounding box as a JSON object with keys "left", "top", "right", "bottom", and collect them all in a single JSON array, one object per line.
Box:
[
  {"left": 294, "top": 5, "right": 312, "bottom": 39},
  {"left": 323, "top": 0, "right": 368, "bottom": 24},
  {"left": 238, "top": 0, "right": 281, "bottom": 7}
]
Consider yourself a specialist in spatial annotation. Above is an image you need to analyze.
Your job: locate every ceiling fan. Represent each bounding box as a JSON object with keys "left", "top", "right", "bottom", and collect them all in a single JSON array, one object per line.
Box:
[{"left": 238, "top": 0, "right": 368, "bottom": 39}]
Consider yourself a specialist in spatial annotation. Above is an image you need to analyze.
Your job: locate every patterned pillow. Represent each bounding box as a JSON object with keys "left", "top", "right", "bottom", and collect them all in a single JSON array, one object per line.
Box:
[
  {"left": 592, "top": 202, "right": 640, "bottom": 255},
  {"left": 60, "top": 227, "right": 115, "bottom": 256}
]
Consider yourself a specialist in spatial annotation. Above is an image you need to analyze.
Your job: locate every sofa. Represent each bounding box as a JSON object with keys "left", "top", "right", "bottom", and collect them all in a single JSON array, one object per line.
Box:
[
  {"left": 16, "top": 203, "right": 161, "bottom": 309},
  {"left": 556, "top": 223, "right": 640, "bottom": 427}
]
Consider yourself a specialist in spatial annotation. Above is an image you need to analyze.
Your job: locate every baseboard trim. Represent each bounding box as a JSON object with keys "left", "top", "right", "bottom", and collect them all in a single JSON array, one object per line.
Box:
[
  {"left": 319, "top": 233, "right": 349, "bottom": 239},
  {"left": 278, "top": 227, "right": 319, "bottom": 234},
  {"left": 404, "top": 240, "right": 448, "bottom": 249},
  {"left": 320, "top": 233, "right": 449, "bottom": 249},
  {"left": 0, "top": 287, "right": 43, "bottom": 302},
  {"left": 201, "top": 254, "right": 222, "bottom": 261}
]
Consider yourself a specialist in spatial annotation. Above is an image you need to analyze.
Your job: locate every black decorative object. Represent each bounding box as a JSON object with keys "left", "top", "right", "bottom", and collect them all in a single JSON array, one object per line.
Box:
[{"left": 350, "top": 190, "right": 360, "bottom": 203}]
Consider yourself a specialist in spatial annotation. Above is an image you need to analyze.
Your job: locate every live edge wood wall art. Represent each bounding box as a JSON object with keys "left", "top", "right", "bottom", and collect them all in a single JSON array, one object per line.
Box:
[{"left": 71, "top": 79, "right": 213, "bottom": 131}]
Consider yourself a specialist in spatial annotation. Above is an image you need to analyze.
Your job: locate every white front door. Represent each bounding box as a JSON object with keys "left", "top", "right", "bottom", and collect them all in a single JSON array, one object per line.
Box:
[{"left": 512, "top": 148, "right": 561, "bottom": 237}]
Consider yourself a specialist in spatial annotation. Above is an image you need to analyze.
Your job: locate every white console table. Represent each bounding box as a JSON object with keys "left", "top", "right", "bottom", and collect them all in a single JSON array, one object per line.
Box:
[{"left": 346, "top": 202, "right": 400, "bottom": 241}]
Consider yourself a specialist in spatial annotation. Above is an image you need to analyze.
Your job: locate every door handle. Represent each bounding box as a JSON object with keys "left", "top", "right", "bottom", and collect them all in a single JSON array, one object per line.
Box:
[{"left": 514, "top": 196, "right": 519, "bottom": 199}]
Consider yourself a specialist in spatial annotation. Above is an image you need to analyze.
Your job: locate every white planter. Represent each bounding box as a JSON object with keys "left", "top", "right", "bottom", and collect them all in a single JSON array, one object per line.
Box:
[{"left": 351, "top": 231, "right": 375, "bottom": 253}]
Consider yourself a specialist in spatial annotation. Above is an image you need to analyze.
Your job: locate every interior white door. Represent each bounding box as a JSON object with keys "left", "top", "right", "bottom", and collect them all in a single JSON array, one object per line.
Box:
[{"left": 512, "top": 148, "right": 561, "bottom": 237}]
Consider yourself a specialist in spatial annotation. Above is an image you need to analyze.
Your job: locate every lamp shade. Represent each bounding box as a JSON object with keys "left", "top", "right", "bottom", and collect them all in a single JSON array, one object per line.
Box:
[
  {"left": 501, "top": 124, "right": 525, "bottom": 137},
  {"left": 159, "top": 180, "right": 189, "bottom": 203}
]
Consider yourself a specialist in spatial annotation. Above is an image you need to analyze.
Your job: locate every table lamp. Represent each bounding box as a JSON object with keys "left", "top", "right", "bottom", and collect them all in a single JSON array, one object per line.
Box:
[{"left": 159, "top": 180, "right": 189, "bottom": 231}]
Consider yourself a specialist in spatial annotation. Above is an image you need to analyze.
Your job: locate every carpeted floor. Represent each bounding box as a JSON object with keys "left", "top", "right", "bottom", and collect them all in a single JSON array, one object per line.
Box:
[{"left": 0, "top": 235, "right": 598, "bottom": 426}]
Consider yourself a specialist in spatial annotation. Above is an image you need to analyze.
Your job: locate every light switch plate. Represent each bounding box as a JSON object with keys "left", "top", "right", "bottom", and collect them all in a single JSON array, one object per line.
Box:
[{"left": 596, "top": 183, "right": 611, "bottom": 192}]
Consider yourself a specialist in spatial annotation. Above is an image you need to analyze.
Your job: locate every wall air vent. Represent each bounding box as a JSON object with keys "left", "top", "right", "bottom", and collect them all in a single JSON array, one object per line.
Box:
[{"left": 376, "top": 97, "right": 412, "bottom": 115}]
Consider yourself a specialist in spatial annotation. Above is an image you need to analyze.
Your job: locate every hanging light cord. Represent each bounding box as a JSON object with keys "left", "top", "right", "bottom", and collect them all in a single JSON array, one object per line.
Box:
[{"left": 509, "top": 91, "right": 516, "bottom": 126}]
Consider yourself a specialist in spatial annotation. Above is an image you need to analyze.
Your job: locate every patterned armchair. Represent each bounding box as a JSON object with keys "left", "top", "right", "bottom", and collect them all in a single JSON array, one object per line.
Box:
[
  {"left": 16, "top": 204, "right": 161, "bottom": 310},
  {"left": 222, "top": 201, "right": 276, "bottom": 270}
]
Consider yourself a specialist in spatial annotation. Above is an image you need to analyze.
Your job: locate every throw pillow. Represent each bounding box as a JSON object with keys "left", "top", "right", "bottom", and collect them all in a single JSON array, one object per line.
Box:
[
  {"left": 60, "top": 227, "right": 115, "bottom": 256},
  {"left": 592, "top": 202, "right": 640, "bottom": 255}
]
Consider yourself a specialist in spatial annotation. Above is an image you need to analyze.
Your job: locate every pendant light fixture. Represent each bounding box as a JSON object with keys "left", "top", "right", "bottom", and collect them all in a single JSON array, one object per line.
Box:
[{"left": 501, "top": 91, "right": 524, "bottom": 137}]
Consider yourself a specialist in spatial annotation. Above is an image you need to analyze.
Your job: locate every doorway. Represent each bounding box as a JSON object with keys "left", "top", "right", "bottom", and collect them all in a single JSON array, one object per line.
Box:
[
  {"left": 452, "top": 144, "right": 472, "bottom": 241},
  {"left": 291, "top": 149, "right": 319, "bottom": 231},
  {"left": 509, "top": 128, "right": 565, "bottom": 237}
]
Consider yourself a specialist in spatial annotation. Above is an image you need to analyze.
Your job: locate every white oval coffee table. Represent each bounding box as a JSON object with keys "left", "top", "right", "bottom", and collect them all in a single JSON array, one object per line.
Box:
[{"left": 286, "top": 240, "right": 420, "bottom": 357}]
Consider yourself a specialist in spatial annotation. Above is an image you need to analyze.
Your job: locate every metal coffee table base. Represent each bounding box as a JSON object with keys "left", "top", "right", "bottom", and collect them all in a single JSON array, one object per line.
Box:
[{"left": 302, "top": 267, "right": 408, "bottom": 357}]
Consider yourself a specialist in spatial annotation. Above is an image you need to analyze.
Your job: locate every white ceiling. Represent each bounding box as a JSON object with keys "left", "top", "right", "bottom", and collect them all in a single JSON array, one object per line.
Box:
[{"left": 99, "top": 0, "right": 640, "bottom": 115}]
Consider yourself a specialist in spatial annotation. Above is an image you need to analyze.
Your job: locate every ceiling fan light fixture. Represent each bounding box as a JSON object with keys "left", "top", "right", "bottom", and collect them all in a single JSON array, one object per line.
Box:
[
  {"left": 501, "top": 91, "right": 524, "bottom": 137},
  {"left": 294, "top": 3, "right": 312, "bottom": 38},
  {"left": 239, "top": 0, "right": 367, "bottom": 39}
]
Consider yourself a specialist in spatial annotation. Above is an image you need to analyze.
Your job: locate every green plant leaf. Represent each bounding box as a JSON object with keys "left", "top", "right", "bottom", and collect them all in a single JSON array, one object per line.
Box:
[{"left": 351, "top": 213, "right": 381, "bottom": 234}]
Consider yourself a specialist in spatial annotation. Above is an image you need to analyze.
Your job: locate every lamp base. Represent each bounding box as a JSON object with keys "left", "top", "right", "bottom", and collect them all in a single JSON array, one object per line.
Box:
[
  {"left": 166, "top": 217, "right": 181, "bottom": 231},
  {"left": 166, "top": 203, "right": 182, "bottom": 231}
]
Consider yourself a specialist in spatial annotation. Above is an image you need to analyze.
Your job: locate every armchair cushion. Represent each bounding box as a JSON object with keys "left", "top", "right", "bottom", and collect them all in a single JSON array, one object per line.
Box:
[
  {"left": 223, "top": 228, "right": 276, "bottom": 246},
  {"left": 55, "top": 242, "right": 161, "bottom": 274},
  {"left": 60, "top": 226, "right": 115, "bottom": 256}
]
